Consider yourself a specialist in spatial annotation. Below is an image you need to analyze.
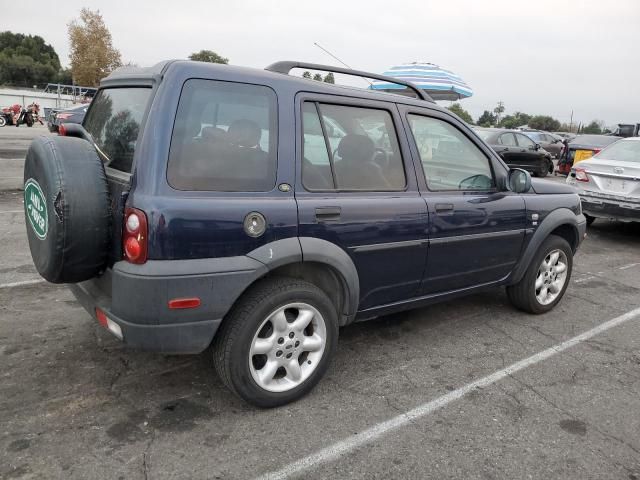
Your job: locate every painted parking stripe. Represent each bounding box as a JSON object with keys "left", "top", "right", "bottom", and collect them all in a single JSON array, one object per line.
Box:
[
  {"left": 0, "top": 210, "right": 24, "bottom": 215},
  {"left": 255, "top": 306, "right": 640, "bottom": 480},
  {"left": 0, "top": 279, "right": 45, "bottom": 289},
  {"left": 619, "top": 263, "right": 640, "bottom": 270}
]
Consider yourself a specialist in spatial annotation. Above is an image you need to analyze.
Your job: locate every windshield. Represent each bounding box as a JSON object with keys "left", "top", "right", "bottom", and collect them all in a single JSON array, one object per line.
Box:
[
  {"left": 525, "top": 132, "right": 542, "bottom": 141},
  {"left": 474, "top": 129, "right": 493, "bottom": 141},
  {"left": 83, "top": 87, "right": 151, "bottom": 173},
  {"left": 595, "top": 139, "right": 640, "bottom": 163}
]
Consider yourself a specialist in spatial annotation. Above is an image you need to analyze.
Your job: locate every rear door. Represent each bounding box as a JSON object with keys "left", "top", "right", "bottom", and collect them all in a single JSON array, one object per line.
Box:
[
  {"left": 400, "top": 107, "right": 526, "bottom": 293},
  {"left": 295, "top": 94, "right": 428, "bottom": 310},
  {"left": 83, "top": 86, "right": 153, "bottom": 263}
]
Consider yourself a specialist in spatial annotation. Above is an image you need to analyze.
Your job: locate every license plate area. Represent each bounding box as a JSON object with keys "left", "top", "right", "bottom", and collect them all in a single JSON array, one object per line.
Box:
[{"left": 574, "top": 150, "right": 593, "bottom": 163}]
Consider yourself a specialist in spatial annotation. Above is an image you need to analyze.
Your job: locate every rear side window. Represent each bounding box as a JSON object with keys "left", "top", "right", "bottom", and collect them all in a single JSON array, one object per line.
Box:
[
  {"left": 167, "top": 79, "right": 277, "bottom": 192},
  {"left": 302, "top": 102, "right": 406, "bottom": 191},
  {"left": 83, "top": 87, "right": 151, "bottom": 173},
  {"left": 498, "top": 133, "right": 517, "bottom": 146}
]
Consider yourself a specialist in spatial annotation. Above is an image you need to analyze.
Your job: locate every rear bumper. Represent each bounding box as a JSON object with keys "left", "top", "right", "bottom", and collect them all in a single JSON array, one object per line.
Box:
[
  {"left": 580, "top": 194, "right": 640, "bottom": 222},
  {"left": 69, "top": 256, "right": 267, "bottom": 354}
]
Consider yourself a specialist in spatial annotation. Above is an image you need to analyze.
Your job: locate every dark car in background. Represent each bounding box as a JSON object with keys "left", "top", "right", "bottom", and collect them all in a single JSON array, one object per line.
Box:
[
  {"left": 522, "top": 130, "right": 564, "bottom": 159},
  {"left": 47, "top": 103, "right": 89, "bottom": 133},
  {"left": 474, "top": 128, "right": 554, "bottom": 177},
  {"left": 566, "top": 134, "right": 621, "bottom": 165}
]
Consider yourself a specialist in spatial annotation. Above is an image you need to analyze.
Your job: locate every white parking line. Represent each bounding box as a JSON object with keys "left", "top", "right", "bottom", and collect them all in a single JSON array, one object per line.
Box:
[
  {"left": 255, "top": 306, "right": 640, "bottom": 480},
  {"left": 0, "top": 210, "right": 24, "bottom": 215},
  {"left": 0, "top": 279, "right": 45, "bottom": 289},
  {"left": 619, "top": 263, "right": 640, "bottom": 270},
  {"left": 574, "top": 276, "right": 596, "bottom": 284}
]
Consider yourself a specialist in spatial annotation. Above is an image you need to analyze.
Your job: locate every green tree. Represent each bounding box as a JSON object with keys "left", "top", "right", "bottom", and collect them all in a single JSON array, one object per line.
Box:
[
  {"left": 477, "top": 110, "right": 497, "bottom": 127},
  {"left": 528, "top": 115, "right": 561, "bottom": 131},
  {"left": 500, "top": 111, "right": 531, "bottom": 129},
  {"left": 312, "top": 73, "right": 323, "bottom": 81},
  {"left": 302, "top": 71, "right": 312, "bottom": 79},
  {"left": 0, "top": 31, "right": 63, "bottom": 86},
  {"left": 582, "top": 121, "right": 602, "bottom": 134},
  {"left": 68, "top": 9, "right": 122, "bottom": 86},
  {"left": 188, "top": 49, "right": 228, "bottom": 64},
  {"left": 323, "top": 73, "right": 335, "bottom": 84},
  {"left": 56, "top": 68, "right": 73, "bottom": 85},
  {"left": 447, "top": 103, "right": 474, "bottom": 124}
]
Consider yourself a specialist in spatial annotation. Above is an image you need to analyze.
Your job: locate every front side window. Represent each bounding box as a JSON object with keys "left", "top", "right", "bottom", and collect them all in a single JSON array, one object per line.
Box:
[
  {"left": 83, "top": 87, "right": 151, "bottom": 173},
  {"left": 167, "top": 79, "right": 277, "bottom": 192},
  {"left": 302, "top": 102, "right": 406, "bottom": 191},
  {"left": 408, "top": 115, "right": 494, "bottom": 191},
  {"left": 516, "top": 134, "right": 535, "bottom": 148}
]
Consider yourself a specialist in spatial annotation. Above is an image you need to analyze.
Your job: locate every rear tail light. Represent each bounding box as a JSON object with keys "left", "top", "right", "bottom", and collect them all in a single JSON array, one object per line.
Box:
[
  {"left": 57, "top": 113, "right": 72, "bottom": 120},
  {"left": 58, "top": 123, "right": 67, "bottom": 136},
  {"left": 592, "top": 148, "right": 601, "bottom": 155},
  {"left": 123, "top": 207, "right": 148, "bottom": 264},
  {"left": 574, "top": 167, "right": 589, "bottom": 182}
]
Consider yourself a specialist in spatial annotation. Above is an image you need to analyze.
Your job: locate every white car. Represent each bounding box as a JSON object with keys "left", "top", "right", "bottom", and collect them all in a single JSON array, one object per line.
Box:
[{"left": 567, "top": 137, "right": 640, "bottom": 224}]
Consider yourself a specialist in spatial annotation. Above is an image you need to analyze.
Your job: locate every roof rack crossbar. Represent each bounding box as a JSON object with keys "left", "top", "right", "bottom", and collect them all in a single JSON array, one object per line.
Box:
[{"left": 265, "top": 61, "right": 435, "bottom": 103}]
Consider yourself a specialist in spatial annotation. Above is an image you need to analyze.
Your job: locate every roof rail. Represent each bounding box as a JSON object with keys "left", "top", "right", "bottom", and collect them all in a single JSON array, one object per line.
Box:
[{"left": 265, "top": 61, "right": 435, "bottom": 103}]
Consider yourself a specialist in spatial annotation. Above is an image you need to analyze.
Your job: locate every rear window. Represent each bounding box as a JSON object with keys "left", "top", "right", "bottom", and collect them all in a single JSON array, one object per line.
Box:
[
  {"left": 595, "top": 139, "right": 640, "bottom": 163},
  {"left": 571, "top": 135, "right": 620, "bottom": 148},
  {"left": 83, "top": 87, "right": 151, "bottom": 173},
  {"left": 474, "top": 129, "right": 493, "bottom": 141},
  {"left": 167, "top": 79, "right": 277, "bottom": 192}
]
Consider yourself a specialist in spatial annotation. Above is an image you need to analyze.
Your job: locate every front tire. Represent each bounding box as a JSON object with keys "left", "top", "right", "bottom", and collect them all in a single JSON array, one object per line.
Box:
[
  {"left": 507, "top": 235, "right": 573, "bottom": 314},
  {"left": 213, "top": 277, "right": 338, "bottom": 408}
]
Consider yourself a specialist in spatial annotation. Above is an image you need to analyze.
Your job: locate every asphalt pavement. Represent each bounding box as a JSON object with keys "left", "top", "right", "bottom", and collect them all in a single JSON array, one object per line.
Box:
[{"left": 1, "top": 125, "right": 639, "bottom": 480}]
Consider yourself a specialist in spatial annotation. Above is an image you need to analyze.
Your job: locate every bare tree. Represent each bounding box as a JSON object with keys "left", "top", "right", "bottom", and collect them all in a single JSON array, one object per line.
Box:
[{"left": 68, "top": 8, "right": 122, "bottom": 87}]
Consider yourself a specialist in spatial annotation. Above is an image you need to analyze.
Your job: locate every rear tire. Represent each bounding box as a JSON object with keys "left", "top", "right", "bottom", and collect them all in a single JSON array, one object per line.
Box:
[
  {"left": 507, "top": 235, "right": 573, "bottom": 314},
  {"left": 0, "top": 116, "right": 5, "bottom": 127},
  {"left": 213, "top": 277, "right": 339, "bottom": 408}
]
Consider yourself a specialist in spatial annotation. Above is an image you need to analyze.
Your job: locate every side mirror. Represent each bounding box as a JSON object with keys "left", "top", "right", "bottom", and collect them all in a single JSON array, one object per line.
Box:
[
  {"left": 508, "top": 168, "right": 532, "bottom": 193},
  {"left": 533, "top": 143, "right": 541, "bottom": 151}
]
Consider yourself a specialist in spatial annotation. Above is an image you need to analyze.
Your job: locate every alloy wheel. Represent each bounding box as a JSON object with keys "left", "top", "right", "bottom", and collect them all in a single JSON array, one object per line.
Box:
[
  {"left": 249, "top": 303, "right": 326, "bottom": 393},
  {"left": 535, "top": 249, "right": 568, "bottom": 305}
]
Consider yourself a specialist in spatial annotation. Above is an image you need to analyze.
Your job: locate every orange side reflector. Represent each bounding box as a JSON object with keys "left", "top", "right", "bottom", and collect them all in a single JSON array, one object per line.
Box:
[
  {"left": 95, "top": 308, "right": 109, "bottom": 327},
  {"left": 168, "top": 298, "right": 201, "bottom": 309}
]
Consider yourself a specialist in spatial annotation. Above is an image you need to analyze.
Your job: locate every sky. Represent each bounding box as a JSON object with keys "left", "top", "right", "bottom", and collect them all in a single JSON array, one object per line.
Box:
[{"left": 2, "top": 0, "right": 639, "bottom": 127}]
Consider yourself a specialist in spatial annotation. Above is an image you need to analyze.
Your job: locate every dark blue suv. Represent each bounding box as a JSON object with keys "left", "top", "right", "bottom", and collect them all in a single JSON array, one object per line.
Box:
[{"left": 23, "top": 60, "right": 586, "bottom": 407}]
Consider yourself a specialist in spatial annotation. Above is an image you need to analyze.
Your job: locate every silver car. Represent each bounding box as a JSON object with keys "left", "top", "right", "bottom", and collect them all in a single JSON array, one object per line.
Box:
[{"left": 567, "top": 137, "right": 640, "bottom": 224}]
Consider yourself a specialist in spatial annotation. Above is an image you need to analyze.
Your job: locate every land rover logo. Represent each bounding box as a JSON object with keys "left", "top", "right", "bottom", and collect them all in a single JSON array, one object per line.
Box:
[
  {"left": 24, "top": 178, "right": 48, "bottom": 240},
  {"left": 614, "top": 167, "right": 624, "bottom": 174}
]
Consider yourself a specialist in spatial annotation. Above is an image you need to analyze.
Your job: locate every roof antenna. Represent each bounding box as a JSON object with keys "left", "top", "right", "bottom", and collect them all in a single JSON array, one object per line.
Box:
[{"left": 313, "top": 42, "right": 373, "bottom": 86}]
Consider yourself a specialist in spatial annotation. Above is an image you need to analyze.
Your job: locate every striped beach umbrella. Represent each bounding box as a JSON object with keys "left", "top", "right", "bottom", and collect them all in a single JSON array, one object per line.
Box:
[{"left": 370, "top": 62, "right": 473, "bottom": 101}]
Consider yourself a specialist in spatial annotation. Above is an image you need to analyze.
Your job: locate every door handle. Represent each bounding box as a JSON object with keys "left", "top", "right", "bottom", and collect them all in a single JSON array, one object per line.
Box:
[
  {"left": 434, "top": 203, "right": 454, "bottom": 214},
  {"left": 315, "top": 206, "right": 341, "bottom": 222}
]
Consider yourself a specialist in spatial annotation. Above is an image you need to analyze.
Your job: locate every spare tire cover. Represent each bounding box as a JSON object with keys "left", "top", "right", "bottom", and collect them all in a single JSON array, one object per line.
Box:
[{"left": 24, "top": 135, "right": 111, "bottom": 283}]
